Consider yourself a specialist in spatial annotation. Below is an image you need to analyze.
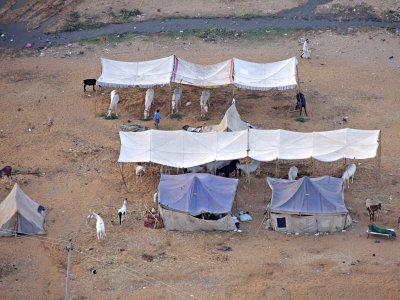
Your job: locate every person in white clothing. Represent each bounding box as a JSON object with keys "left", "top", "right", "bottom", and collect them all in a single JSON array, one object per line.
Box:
[
  {"left": 301, "top": 39, "right": 311, "bottom": 59},
  {"left": 107, "top": 90, "right": 119, "bottom": 117}
]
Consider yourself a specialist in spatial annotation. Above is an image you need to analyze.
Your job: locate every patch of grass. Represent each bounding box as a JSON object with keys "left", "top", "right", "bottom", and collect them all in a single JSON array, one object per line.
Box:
[
  {"left": 140, "top": 117, "right": 152, "bottom": 122},
  {"left": 66, "top": 11, "right": 104, "bottom": 31},
  {"left": 170, "top": 113, "right": 182, "bottom": 120},
  {"left": 199, "top": 116, "right": 210, "bottom": 121},
  {"left": 80, "top": 32, "right": 140, "bottom": 45},
  {"left": 159, "top": 27, "right": 294, "bottom": 42},
  {"left": 96, "top": 112, "right": 119, "bottom": 120},
  {"left": 295, "top": 117, "right": 307, "bottom": 123},
  {"left": 120, "top": 9, "right": 142, "bottom": 20}
]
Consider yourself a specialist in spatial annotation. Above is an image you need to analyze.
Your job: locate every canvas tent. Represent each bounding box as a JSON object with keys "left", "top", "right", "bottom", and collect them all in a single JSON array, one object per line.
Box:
[
  {"left": 172, "top": 57, "right": 233, "bottom": 87},
  {"left": 266, "top": 176, "right": 352, "bottom": 233},
  {"left": 202, "top": 103, "right": 250, "bottom": 132},
  {"left": 97, "top": 56, "right": 175, "bottom": 88},
  {"left": 0, "top": 183, "right": 46, "bottom": 236},
  {"left": 158, "top": 173, "right": 238, "bottom": 231},
  {"left": 233, "top": 57, "right": 298, "bottom": 90}
]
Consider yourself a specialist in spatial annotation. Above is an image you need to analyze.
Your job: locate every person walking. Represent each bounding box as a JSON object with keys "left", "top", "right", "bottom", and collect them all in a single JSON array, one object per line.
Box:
[
  {"left": 301, "top": 39, "right": 311, "bottom": 59},
  {"left": 154, "top": 109, "right": 161, "bottom": 129}
]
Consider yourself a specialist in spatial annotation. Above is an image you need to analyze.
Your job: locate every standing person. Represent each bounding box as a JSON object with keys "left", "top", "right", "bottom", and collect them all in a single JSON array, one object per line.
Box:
[
  {"left": 154, "top": 109, "right": 160, "bottom": 129},
  {"left": 301, "top": 38, "right": 311, "bottom": 59}
]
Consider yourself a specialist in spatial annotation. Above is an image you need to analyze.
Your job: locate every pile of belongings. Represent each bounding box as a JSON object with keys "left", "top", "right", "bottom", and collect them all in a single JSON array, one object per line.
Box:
[
  {"left": 119, "top": 121, "right": 147, "bottom": 132},
  {"left": 238, "top": 211, "right": 253, "bottom": 222},
  {"left": 368, "top": 223, "right": 396, "bottom": 238},
  {"left": 144, "top": 207, "right": 164, "bottom": 229},
  {"left": 182, "top": 125, "right": 203, "bottom": 133}
]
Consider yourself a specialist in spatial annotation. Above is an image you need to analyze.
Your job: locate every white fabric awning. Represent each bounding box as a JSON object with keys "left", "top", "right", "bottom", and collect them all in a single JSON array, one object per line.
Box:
[
  {"left": 118, "top": 130, "right": 248, "bottom": 168},
  {"left": 233, "top": 57, "right": 298, "bottom": 90},
  {"left": 248, "top": 128, "right": 380, "bottom": 162},
  {"left": 172, "top": 57, "right": 233, "bottom": 87},
  {"left": 119, "top": 128, "right": 380, "bottom": 167},
  {"left": 97, "top": 56, "right": 174, "bottom": 88}
]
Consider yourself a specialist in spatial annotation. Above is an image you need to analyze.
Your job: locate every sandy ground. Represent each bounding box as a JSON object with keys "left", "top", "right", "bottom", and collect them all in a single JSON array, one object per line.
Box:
[
  {"left": 1, "top": 0, "right": 400, "bottom": 299},
  {"left": 0, "top": 25, "right": 399, "bottom": 299}
]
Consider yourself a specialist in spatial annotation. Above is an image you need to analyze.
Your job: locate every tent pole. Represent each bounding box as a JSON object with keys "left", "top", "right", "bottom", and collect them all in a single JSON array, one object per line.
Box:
[
  {"left": 377, "top": 131, "right": 382, "bottom": 185},
  {"left": 169, "top": 84, "right": 173, "bottom": 115},
  {"left": 118, "top": 163, "right": 129, "bottom": 193},
  {"left": 275, "top": 159, "right": 279, "bottom": 178}
]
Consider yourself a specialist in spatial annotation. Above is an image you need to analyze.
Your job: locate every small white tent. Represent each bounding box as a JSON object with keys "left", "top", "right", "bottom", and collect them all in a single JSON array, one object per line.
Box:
[
  {"left": 0, "top": 184, "right": 46, "bottom": 236},
  {"left": 202, "top": 103, "right": 249, "bottom": 132}
]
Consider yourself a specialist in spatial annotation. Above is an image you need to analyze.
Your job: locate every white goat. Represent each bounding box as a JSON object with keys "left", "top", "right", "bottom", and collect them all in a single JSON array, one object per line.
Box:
[
  {"left": 288, "top": 166, "right": 298, "bottom": 181},
  {"left": 186, "top": 165, "right": 205, "bottom": 173},
  {"left": 87, "top": 211, "right": 106, "bottom": 240},
  {"left": 118, "top": 198, "right": 128, "bottom": 225},
  {"left": 236, "top": 160, "right": 261, "bottom": 183},
  {"left": 200, "top": 90, "right": 210, "bottom": 117},
  {"left": 107, "top": 90, "right": 119, "bottom": 117},
  {"left": 135, "top": 165, "right": 147, "bottom": 181},
  {"left": 342, "top": 163, "right": 356, "bottom": 189},
  {"left": 171, "top": 87, "right": 182, "bottom": 113},
  {"left": 206, "top": 161, "right": 229, "bottom": 174},
  {"left": 144, "top": 88, "right": 154, "bottom": 119}
]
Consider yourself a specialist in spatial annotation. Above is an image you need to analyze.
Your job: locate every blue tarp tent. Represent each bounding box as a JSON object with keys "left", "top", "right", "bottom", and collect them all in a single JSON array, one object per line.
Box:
[
  {"left": 267, "top": 176, "right": 351, "bottom": 233},
  {"left": 158, "top": 173, "right": 238, "bottom": 231}
]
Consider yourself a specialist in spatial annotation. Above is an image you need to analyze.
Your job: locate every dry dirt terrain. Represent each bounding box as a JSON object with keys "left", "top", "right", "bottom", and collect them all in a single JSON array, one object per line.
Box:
[{"left": 1, "top": 2, "right": 400, "bottom": 300}]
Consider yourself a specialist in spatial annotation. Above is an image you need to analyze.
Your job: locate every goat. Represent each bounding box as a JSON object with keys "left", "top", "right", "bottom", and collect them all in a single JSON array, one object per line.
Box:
[
  {"left": 37, "top": 205, "right": 46, "bottom": 217},
  {"left": 200, "top": 90, "right": 210, "bottom": 117},
  {"left": 171, "top": 87, "right": 182, "bottom": 113},
  {"left": 186, "top": 165, "right": 205, "bottom": 173},
  {"left": 135, "top": 165, "right": 147, "bottom": 182},
  {"left": 118, "top": 198, "right": 128, "bottom": 225},
  {"left": 0, "top": 166, "right": 12, "bottom": 181},
  {"left": 366, "top": 199, "right": 382, "bottom": 222},
  {"left": 288, "top": 166, "right": 298, "bottom": 181},
  {"left": 87, "top": 211, "right": 106, "bottom": 240},
  {"left": 295, "top": 92, "right": 308, "bottom": 116},
  {"left": 82, "top": 79, "right": 101, "bottom": 92},
  {"left": 206, "top": 161, "right": 229, "bottom": 174},
  {"left": 341, "top": 163, "right": 356, "bottom": 189},
  {"left": 107, "top": 90, "right": 119, "bottom": 117},
  {"left": 216, "top": 160, "right": 240, "bottom": 178},
  {"left": 236, "top": 160, "right": 261, "bottom": 183},
  {"left": 144, "top": 88, "right": 154, "bottom": 119}
]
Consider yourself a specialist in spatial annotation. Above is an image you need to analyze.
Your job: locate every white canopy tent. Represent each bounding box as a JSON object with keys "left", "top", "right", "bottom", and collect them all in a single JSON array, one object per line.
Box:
[
  {"left": 233, "top": 57, "right": 298, "bottom": 91},
  {"left": 97, "top": 56, "right": 175, "bottom": 88},
  {"left": 172, "top": 57, "right": 233, "bottom": 87},
  {"left": 119, "top": 128, "right": 380, "bottom": 166},
  {"left": 248, "top": 128, "right": 380, "bottom": 162},
  {"left": 118, "top": 129, "right": 248, "bottom": 168}
]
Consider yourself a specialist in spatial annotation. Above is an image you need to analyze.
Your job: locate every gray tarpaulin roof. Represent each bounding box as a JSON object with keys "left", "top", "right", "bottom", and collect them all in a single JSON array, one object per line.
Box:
[
  {"left": 267, "top": 176, "right": 348, "bottom": 215},
  {"left": 159, "top": 173, "right": 238, "bottom": 215}
]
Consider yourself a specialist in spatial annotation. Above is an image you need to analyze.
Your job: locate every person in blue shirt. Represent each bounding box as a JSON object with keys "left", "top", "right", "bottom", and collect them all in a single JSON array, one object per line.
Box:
[{"left": 154, "top": 109, "right": 160, "bottom": 128}]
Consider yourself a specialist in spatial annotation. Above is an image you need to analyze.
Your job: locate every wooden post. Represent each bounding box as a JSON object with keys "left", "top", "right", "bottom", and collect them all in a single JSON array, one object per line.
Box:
[
  {"left": 118, "top": 163, "right": 129, "bottom": 193},
  {"left": 65, "top": 239, "right": 73, "bottom": 300},
  {"left": 377, "top": 131, "right": 382, "bottom": 185}
]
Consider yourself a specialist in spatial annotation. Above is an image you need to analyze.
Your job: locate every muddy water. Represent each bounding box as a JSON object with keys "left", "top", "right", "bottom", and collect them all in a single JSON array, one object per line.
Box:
[{"left": 0, "top": 0, "right": 398, "bottom": 49}]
